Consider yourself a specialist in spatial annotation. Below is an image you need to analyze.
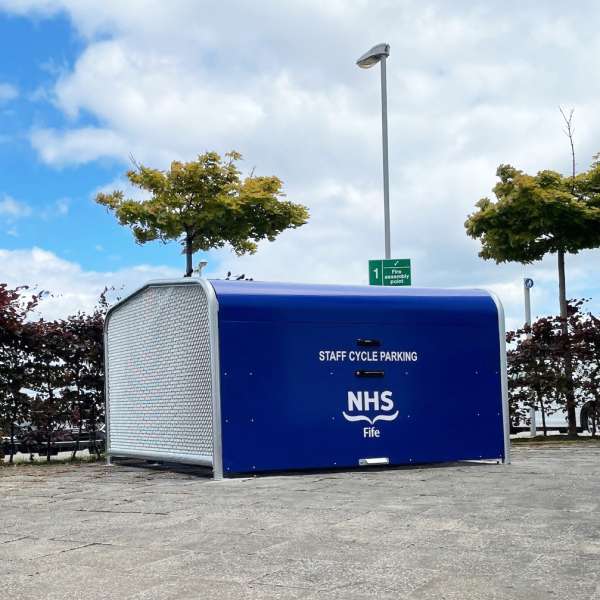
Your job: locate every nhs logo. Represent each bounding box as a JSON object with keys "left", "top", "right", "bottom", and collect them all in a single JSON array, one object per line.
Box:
[{"left": 342, "top": 391, "right": 399, "bottom": 438}]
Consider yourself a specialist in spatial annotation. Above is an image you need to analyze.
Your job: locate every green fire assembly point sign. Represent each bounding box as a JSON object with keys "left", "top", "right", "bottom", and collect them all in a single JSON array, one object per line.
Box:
[{"left": 369, "top": 259, "right": 411, "bottom": 286}]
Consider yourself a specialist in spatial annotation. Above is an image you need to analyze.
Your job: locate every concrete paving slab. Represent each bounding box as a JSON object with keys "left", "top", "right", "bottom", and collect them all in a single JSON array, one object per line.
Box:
[
  {"left": 2, "top": 563, "right": 164, "bottom": 600},
  {"left": 0, "top": 536, "right": 89, "bottom": 561},
  {"left": 34, "top": 541, "right": 189, "bottom": 572},
  {"left": 0, "top": 532, "right": 24, "bottom": 543},
  {"left": 1, "top": 445, "right": 599, "bottom": 599},
  {"left": 156, "top": 531, "right": 289, "bottom": 554},
  {"left": 256, "top": 558, "right": 440, "bottom": 594},
  {"left": 131, "top": 578, "right": 309, "bottom": 600}
]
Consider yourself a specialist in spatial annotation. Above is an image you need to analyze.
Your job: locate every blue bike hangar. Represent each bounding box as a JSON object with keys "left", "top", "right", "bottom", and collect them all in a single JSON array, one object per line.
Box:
[{"left": 104, "top": 279, "right": 510, "bottom": 478}]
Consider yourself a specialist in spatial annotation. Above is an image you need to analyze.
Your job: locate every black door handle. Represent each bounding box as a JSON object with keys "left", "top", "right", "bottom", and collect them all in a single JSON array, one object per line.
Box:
[
  {"left": 355, "top": 370, "right": 385, "bottom": 378},
  {"left": 357, "top": 339, "right": 380, "bottom": 347}
]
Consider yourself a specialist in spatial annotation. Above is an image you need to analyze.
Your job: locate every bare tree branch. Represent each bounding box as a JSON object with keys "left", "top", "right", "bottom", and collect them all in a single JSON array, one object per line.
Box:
[
  {"left": 128, "top": 153, "right": 142, "bottom": 172},
  {"left": 559, "top": 106, "right": 576, "bottom": 184}
]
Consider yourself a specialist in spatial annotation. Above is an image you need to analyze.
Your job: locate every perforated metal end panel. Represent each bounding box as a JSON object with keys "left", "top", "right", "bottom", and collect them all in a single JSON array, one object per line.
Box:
[{"left": 106, "top": 283, "right": 215, "bottom": 464}]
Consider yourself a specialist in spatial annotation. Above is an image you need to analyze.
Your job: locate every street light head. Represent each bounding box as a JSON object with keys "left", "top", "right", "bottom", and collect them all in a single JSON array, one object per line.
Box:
[
  {"left": 356, "top": 43, "right": 390, "bottom": 68},
  {"left": 195, "top": 260, "right": 208, "bottom": 278}
]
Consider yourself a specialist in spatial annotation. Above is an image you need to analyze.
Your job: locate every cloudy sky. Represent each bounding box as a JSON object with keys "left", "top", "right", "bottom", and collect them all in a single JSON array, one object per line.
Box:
[{"left": 0, "top": 0, "right": 599, "bottom": 327}]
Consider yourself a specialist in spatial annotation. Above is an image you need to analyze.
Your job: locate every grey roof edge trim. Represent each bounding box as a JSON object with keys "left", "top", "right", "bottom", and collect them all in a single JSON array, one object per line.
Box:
[
  {"left": 484, "top": 288, "right": 511, "bottom": 465},
  {"left": 201, "top": 279, "right": 223, "bottom": 480}
]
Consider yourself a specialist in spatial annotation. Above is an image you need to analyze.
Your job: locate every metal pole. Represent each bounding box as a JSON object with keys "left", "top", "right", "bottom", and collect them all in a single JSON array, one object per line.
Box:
[
  {"left": 524, "top": 278, "right": 536, "bottom": 437},
  {"left": 380, "top": 57, "right": 391, "bottom": 260}
]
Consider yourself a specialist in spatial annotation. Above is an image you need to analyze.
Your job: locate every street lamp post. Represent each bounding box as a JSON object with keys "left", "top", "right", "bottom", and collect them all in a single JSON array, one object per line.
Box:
[
  {"left": 357, "top": 42, "right": 391, "bottom": 259},
  {"left": 195, "top": 260, "right": 208, "bottom": 278}
]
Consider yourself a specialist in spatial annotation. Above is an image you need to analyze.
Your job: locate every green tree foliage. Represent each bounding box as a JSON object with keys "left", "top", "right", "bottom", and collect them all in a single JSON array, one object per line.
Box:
[
  {"left": 465, "top": 157, "right": 600, "bottom": 436},
  {"left": 465, "top": 163, "right": 600, "bottom": 264},
  {"left": 96, "top": 151, "right": 310, "bottom": 276}
]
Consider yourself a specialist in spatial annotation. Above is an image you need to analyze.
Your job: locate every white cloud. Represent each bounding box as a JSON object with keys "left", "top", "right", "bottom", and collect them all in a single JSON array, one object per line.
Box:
[
  {"left": 0, "top": 0, "right": 60, "bottom": 15},
  {"left": 1, "top": 241, "right": 598, "bottom": 330},
  {"left": 0, "top": 194, "right": 70, "bottom": 223},
  {"left": 4, "top": 0, "right": 600, "bottom": 327},
  {"left": 0, "top": 82, "right": 18, "bottom": 103},
  {"left": 38, "top": 197, "right": 70, "bottom": 219},
  {"left": 30, "top": 127, "right": 129, "bottom": 166},
  {"left": 0, "top": 247, "right": 180, "bottom": 320},
  {"left": 55, "top": 198, "right": 69, "bottom": 215},
  {"left": 0, "top": 195, "right": 32, "bottom": 219}
]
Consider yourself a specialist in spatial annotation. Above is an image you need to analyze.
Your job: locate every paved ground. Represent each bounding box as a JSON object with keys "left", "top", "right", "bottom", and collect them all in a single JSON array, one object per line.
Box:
[{"left": 1, "top": 445, "right": 599, "bottom": 600}]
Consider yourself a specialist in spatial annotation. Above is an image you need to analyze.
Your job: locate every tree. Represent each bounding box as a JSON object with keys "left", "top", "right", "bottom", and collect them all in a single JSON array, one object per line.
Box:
[
  {"left": 28, "top": 320, "right": 70, "bottom": 461},
  {"left": 506, "top": 301, "right": 589, "bottom": 435},
  {"left": 465, "top": 130, "right": 600, "bottom": 435},
  {"left": 0, "top": 285, "right": 40, "bottom": 463},
  {"left": 96, "top": 152, "right": 309, "bottom": 277},
  {"left": 507, "top": 317, "right": 563, "bottom": 435},
  {"left": 505, "top": 357, "right": 528, "bottom": 433},
  {"left": 56, "top": 315, "right": 87, "bottom": 458},
  {"left": 57, "top": 308, "right": 105, "bottom": 459},
  {"left": 70, "top": 292, "right": 108, "bottom": 458},
  {"left": 571, "top": 306, "right": 600, "bottom": 436}
]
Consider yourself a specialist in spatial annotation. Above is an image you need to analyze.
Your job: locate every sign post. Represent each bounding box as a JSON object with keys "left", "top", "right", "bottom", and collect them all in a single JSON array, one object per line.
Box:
[
  {"left": 369, "top": 259, "right": 411, "bottom": 286},
  {"left": 524, "top": 277, "right": 536, "bottom": 437}
]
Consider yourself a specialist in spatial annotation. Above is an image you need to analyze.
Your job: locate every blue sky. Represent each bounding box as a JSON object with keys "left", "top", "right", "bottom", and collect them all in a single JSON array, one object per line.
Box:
[
  {"left": 0, "top": 11, "right": 186, "bottom": 271},
  {"left": 1, "top": 1, "right": 600, "bottom": 325}
]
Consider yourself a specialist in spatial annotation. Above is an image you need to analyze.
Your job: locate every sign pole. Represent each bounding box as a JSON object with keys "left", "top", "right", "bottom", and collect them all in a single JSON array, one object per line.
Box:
[{"left": 524, "top": 278, "right": 536, "bottom": 437}]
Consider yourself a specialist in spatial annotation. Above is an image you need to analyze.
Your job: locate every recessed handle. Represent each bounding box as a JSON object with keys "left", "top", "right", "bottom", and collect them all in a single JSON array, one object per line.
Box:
[
  {"left": 357, "top": 338, "right": 380, "bottom": 347},
  {"left": 355, "top": 370, "right": 385, "bottom": 378}
]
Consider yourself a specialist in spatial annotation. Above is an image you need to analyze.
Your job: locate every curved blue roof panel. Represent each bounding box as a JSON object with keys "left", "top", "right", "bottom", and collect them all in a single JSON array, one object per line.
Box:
[{"left": 209, "top": 280, "right": 499, "bottom": 325}]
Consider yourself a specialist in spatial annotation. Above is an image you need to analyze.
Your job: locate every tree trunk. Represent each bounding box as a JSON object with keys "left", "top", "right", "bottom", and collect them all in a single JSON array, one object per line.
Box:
[
  {"left": 72, "top": 415, "right": 82, "bottom": 460},
  {"left": 184, "top": 234, "right": 193, "bottom": 277},
  {"left": 72, "top": 391, "right": 82, "bottom": 460},
  {"left": 9, "top": 420, "right": 15, "bottom": 464},
  {"left": 90, "top": 401, "right": 100, "bottom": 459},
  {"left": 558, "top": 250, "right": 578, "bottom": 437},
  {"left": 46, "top": 377, "right": 54, "bottom": 461},
  {"left": 539, "top": 394, "right": 547, "bottom": 436}
]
